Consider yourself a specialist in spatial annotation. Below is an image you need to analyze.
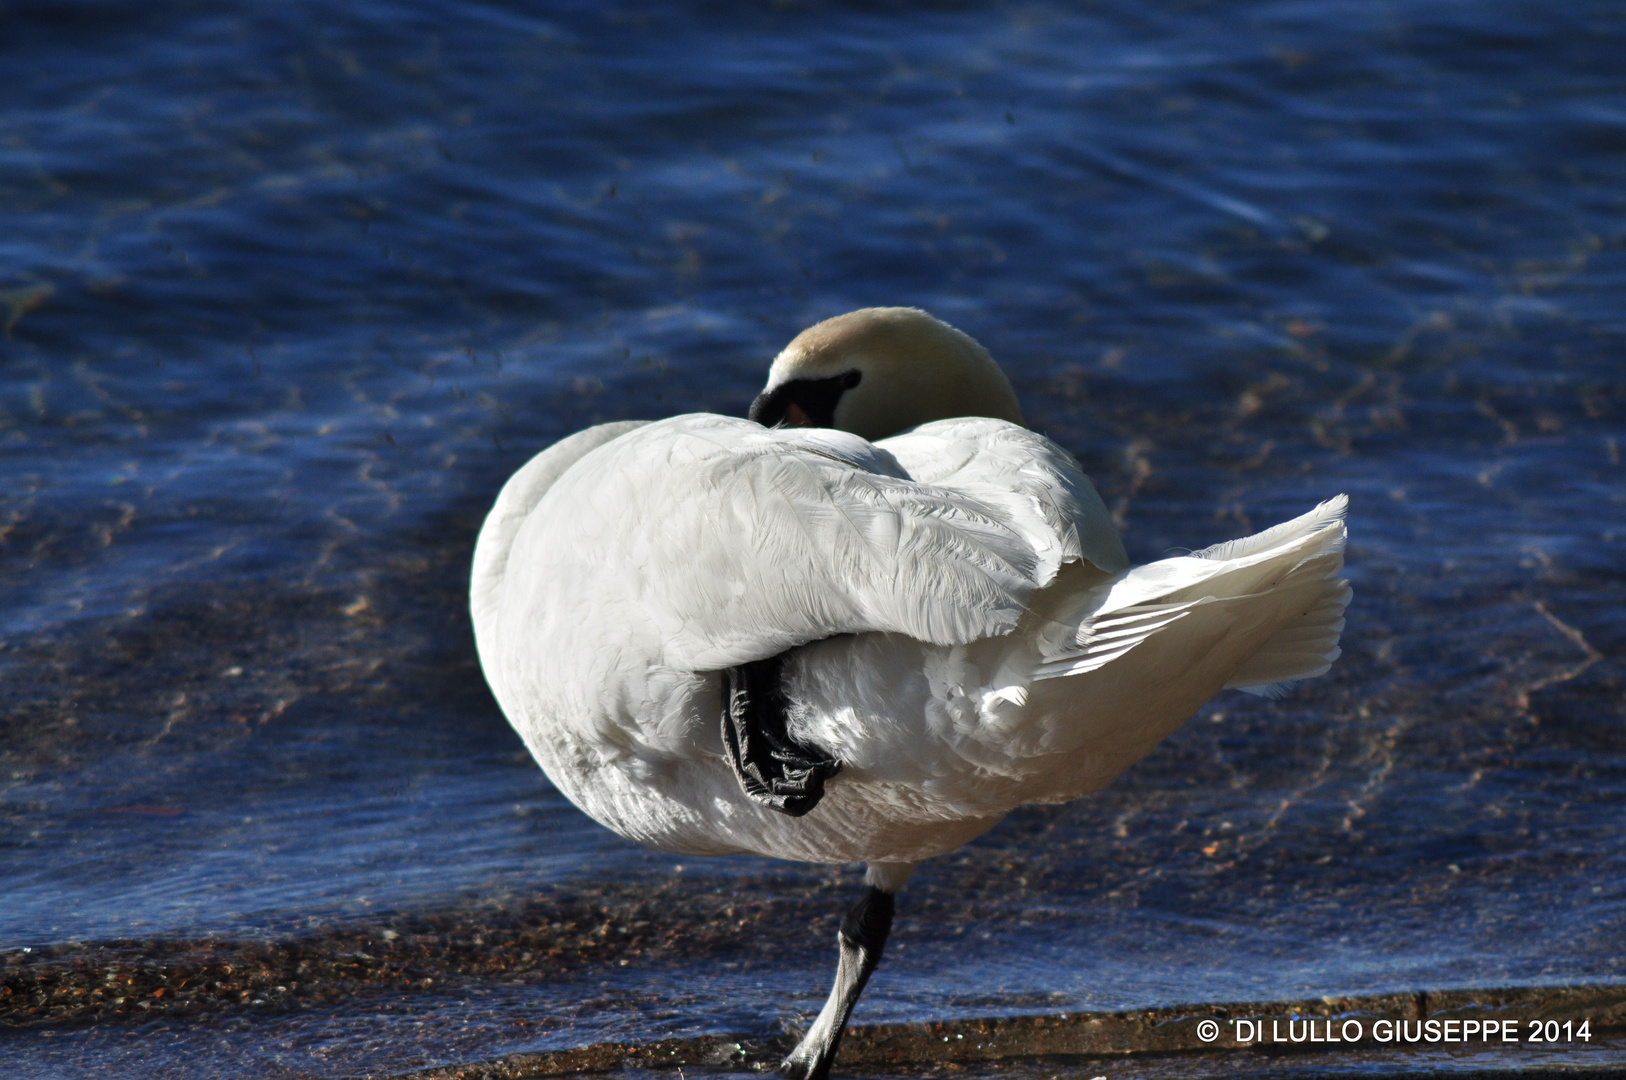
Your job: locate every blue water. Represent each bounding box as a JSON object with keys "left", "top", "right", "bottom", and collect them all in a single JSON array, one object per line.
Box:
[{"left": 2, "top": 0, "right": 1624, "bottom": 1076}]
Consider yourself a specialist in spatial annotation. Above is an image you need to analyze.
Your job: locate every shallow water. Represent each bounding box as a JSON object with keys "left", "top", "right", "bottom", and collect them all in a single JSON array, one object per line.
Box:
[{"left": 2, "top": 0, "right": 1624, "bottom": 1076}]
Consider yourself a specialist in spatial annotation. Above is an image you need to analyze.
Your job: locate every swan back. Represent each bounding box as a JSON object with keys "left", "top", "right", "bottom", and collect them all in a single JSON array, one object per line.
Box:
[{"left": 471, "top": 420, "right": 648, "bottom": 680}]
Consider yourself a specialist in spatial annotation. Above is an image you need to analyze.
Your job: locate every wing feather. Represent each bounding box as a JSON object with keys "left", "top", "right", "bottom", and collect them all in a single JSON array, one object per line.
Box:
[
  {"left": 479, "top": 415, "right": 1110, "bottom": 747},
  {"left": 879, "top": 418, "right": 1128, "bottom": 577}
]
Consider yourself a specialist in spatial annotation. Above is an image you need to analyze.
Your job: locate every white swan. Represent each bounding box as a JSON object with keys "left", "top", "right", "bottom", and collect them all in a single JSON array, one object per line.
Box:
[{"left": 471, "top": 307, "right": 1349, "bottom": 1079}]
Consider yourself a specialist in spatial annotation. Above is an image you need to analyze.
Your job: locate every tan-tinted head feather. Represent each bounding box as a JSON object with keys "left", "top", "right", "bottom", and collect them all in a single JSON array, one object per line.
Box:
[{"left": 755, "top": 307, "right": 1024, "bottom": 441}]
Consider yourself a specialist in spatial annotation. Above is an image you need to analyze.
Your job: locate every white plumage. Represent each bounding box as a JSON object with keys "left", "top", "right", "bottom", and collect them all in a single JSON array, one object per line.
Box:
[
  {"left": 472, "top": 403, "right": 1347, "bottom": 866},
  {"left": 470, "top": 307, "right": 1348, "bottom": 1077}
]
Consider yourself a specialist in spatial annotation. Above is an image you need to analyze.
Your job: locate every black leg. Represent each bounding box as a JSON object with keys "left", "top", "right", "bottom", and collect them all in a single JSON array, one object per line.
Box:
[
  {"left": 721, "top": 654, "right": 841, "bottom": 817},
  {"left": 782, "top": 885, "right": 895, "bottom": 1080}
]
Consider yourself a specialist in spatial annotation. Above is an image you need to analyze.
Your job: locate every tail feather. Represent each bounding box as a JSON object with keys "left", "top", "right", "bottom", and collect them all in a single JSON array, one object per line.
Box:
[
  {"left": 1005, "top": 496, "right": 1349, "bottom": 806},
  {"left": 1033, "top": 496, "right": 1349, "bottom": 694},
  {"left": 1192, "top": 494, "right": 1348, "bottom": 563},
  {"left": 1225, "top": 577, "right": 1352, "bottom": 696},
  {"left": 1033, "top": 601, "right": 1198, "bottom": 679}
]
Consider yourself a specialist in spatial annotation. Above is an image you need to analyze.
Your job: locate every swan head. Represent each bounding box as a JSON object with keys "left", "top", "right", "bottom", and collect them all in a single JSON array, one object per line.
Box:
[{"left": 749, "top": 307, "right": 1025, "bottom": 441}]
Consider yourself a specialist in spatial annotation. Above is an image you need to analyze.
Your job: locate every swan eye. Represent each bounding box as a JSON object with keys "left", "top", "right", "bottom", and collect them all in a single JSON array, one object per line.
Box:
[{"left": 749, "top": 369, "right": 862, "bottom": 429}]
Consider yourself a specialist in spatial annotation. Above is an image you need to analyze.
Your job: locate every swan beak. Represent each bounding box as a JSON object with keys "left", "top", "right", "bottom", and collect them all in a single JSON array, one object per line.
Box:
[{"left": 749, "top": 370, "right": 862, "bottom": 430}]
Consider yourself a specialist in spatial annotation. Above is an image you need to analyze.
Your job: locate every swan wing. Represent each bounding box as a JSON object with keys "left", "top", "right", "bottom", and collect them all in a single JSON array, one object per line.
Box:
[
  {"left": 877, "top": 417, "right": 1128, "bottom": 578},
  {"left": 514, "top": 414, "right": 1092, "bottom": 666},
  {"left": 475, "top": 414, "right": 1117, "bottom": 751},
  {"left": 470, "top": 420, "right": 649, "bottom": 665}
]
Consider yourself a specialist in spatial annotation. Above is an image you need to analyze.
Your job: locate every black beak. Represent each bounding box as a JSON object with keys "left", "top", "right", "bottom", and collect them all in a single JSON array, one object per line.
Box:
[{"left": 749, "top": 370, "right": 862, "bottom": 429}]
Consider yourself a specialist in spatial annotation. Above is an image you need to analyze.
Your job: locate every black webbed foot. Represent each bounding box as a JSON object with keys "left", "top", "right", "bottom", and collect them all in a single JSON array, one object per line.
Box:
[{"left": 721, "top": 652, "right": 840, "bottom": 816}]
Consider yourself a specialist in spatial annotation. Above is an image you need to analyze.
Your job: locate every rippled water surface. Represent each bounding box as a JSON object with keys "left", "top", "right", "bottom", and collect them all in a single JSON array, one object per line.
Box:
[{"left": 3, "top": 0, "right": 1623, "bottom": 1076}]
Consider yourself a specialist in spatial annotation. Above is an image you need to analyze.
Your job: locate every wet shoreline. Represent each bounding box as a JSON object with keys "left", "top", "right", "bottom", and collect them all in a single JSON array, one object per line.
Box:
[
  {"left": 378, "top": 985, "right": 1626, "bottom": 1078},
  {"left": 0, "top": 882, "right": 837, "bottom": 1029},
  {"left": 8, "top": 903, "right": 1622, "bottom": 1075}
]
